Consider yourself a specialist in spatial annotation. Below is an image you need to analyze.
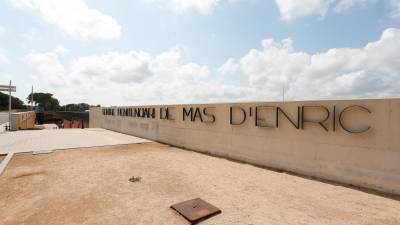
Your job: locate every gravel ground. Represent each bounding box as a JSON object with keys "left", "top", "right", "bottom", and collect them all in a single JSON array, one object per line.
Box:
[{"left": 0, "top": 142, "right": 399, "bottom": 225}]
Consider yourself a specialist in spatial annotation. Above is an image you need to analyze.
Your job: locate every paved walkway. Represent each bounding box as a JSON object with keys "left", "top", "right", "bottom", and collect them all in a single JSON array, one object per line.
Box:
[{"left": 0, "top": 128, "right": 151, "bottom": 154}]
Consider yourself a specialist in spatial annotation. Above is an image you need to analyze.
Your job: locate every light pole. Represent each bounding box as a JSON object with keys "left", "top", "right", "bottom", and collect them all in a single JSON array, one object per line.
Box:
[
  {"left": 8, "top": 80, "right": 12, "bottom": 129},
  {"left": 0, "top": 81, "right": 16, "bottom": 130},
  {"left": 31, "top": 85, "right": 34, "bottom": 110}
]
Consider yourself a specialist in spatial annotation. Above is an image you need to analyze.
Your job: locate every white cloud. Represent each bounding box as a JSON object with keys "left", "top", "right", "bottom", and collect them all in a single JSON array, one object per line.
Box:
[
  {"left": 21, "top": 27, "right": 40, "bottom": 45},
  {"left": 218, "top": 58, "right": 239, "bottom": 75},
  {"left": 236, "top": 27, "right": 400, "bottom": 99},
  {"left": 275, "top": 0, "right": 388, "bottom": 20},
  {"left": 23, "top": 47, "right": 224, "bottom": 105},
  {"left": 151, "top": 48, "right": 209, "bottom": 82},
  {"left": 146, "top": 0, "right": 249, "bottom": 14},
  {"left": 275, "top": 0, "right": 333, "bottom": 21},
  {"left": 70, "top": 51, "right": 153, "bottom": 84},
  {"left": 0, "top": 49, "right": 9, "bottom": 64},
  {"left": 147, "top": 0, "right": 220, "bottom": 14},
  {"left": 54, "top": 45, "right": 69, "bottom": 55},
  {"left": 149, "top": 0, "right": 395, "bottom": 19},
  {"left": 10, "top": 0, "right": 121, "bottom": 40},
  {"left": 0, "top": 26, "right": 9, "bottom": 64},
  {"left": 24, "top": 50, "right": 66, "bottom": 87},
  {"left": 390, "top": 0, "right": 400, "bottom": 18},
  {"left": 334, "top": 0, "right": 377, "bottom": 12},
  {"left": 23, "top": 28, "right": 400, "bottom": 105}
]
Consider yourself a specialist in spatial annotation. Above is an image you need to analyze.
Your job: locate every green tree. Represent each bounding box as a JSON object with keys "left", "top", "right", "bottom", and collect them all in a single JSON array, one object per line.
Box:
[
  {"left": 0, "top": 92, "right": 26, "bottom": 110},
  {"left": 60, "top": 103, "right": 91, "bottom": 112},
  {"left": 27, "top": 92, "right": 60, "bottom": 111}
]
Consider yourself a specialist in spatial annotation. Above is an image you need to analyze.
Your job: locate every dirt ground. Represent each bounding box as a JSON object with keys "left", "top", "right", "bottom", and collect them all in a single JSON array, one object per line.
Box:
[{"left": 0, "top": 143, "right": 399, "bottom": 225}]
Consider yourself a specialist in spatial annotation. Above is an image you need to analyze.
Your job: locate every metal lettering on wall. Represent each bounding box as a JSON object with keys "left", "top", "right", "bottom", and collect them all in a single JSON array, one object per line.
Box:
[{"left": 101, "top": 105, "right": 372, "bottom": 134}]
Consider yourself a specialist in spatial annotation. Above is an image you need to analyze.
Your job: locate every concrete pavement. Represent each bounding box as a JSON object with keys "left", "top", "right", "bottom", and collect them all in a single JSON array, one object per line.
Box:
[{"left": 0, "top": 128, "right": 151, "bottom": 154}]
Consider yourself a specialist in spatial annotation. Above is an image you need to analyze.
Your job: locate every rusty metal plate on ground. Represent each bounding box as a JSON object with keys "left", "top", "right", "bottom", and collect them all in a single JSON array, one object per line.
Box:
[{"left": 171, "top": 198, "right": 221, "bottom": 224}]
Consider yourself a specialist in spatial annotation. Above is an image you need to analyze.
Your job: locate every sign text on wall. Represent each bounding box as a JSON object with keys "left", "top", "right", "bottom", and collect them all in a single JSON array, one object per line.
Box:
[{"left": 102, "top": 104, "right": 372, "bottom": 134}]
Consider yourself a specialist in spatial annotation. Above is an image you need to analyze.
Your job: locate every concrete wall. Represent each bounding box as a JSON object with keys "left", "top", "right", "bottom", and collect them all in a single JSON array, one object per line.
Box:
[
  {"left": 10, "top": 111, "right": 35, "bottom": 131},
  {"left": 63, "top": 119, "right": 89, "bottom": 129},
  {"left": 90, "top": 98, "right": 400, "bottom": 195}
]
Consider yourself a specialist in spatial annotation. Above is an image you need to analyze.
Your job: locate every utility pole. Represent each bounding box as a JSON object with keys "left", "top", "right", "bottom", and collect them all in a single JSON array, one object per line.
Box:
[
  {"left": 8, "top": 80, "right": 12, "bottom": 129},
  {"left": 0, "top": 81, "right": 16, "bottom": 131},
  {"left": 31, "top": 85, "right": 34, "bottom": 110}
]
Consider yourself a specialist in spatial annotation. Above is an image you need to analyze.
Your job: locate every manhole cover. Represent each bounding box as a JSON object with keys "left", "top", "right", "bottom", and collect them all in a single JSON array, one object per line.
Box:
[
  {"left": 129, "top": 176, "right": 142, "bottom": 183},
  {"left": 170, "top": 198, "right": 221, "bottom": 224}
]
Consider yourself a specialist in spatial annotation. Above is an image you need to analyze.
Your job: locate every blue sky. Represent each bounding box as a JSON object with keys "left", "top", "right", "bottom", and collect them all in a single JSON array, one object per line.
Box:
[{"left": 1, "top": 0, "right": 400, "bottom": 106}]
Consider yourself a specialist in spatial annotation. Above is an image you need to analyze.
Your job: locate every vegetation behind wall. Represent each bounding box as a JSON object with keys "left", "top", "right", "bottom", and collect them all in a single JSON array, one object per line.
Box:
[{"left": 0, "top": 91, "right": 26, "bottom": 110}]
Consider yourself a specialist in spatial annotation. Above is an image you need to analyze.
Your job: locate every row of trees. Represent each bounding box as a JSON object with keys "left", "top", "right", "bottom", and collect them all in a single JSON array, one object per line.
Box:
[
  {"left": 27, "top": 93, "right": 60, "bottom": 110},
  {"left": 0, "top": 92, "right": 99, "bottom": 111},
  {"left": 0, "top": 92, "right": 26, "bottom": 110}
]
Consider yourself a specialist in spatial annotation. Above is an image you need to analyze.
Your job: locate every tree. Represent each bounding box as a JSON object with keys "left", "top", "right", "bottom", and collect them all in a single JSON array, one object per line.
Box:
[
  {"left": 0, "top": 92, "right": 26, "bottom": 110},
  {"left": 60, "top": 103, "right": 91, "bottom": 112},
  {"left": 27, "top": 92, "right": 60, "bottom": 111}
]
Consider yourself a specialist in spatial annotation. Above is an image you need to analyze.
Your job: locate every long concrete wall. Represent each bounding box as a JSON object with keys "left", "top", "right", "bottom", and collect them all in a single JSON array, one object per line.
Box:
[{"left": 90, "top": 98, "right": 400, "bottom": 195}]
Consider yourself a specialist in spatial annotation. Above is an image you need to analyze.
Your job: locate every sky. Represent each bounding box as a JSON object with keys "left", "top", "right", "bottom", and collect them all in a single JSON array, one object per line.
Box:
[{"left": 0, "top": 0, "right": 400, "bottom": 106}]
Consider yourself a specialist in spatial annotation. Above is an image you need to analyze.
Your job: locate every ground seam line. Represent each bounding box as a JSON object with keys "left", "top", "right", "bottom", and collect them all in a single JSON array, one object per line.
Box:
[{"left": 0, "top": 152, "right": 14, "bottom": 176}]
